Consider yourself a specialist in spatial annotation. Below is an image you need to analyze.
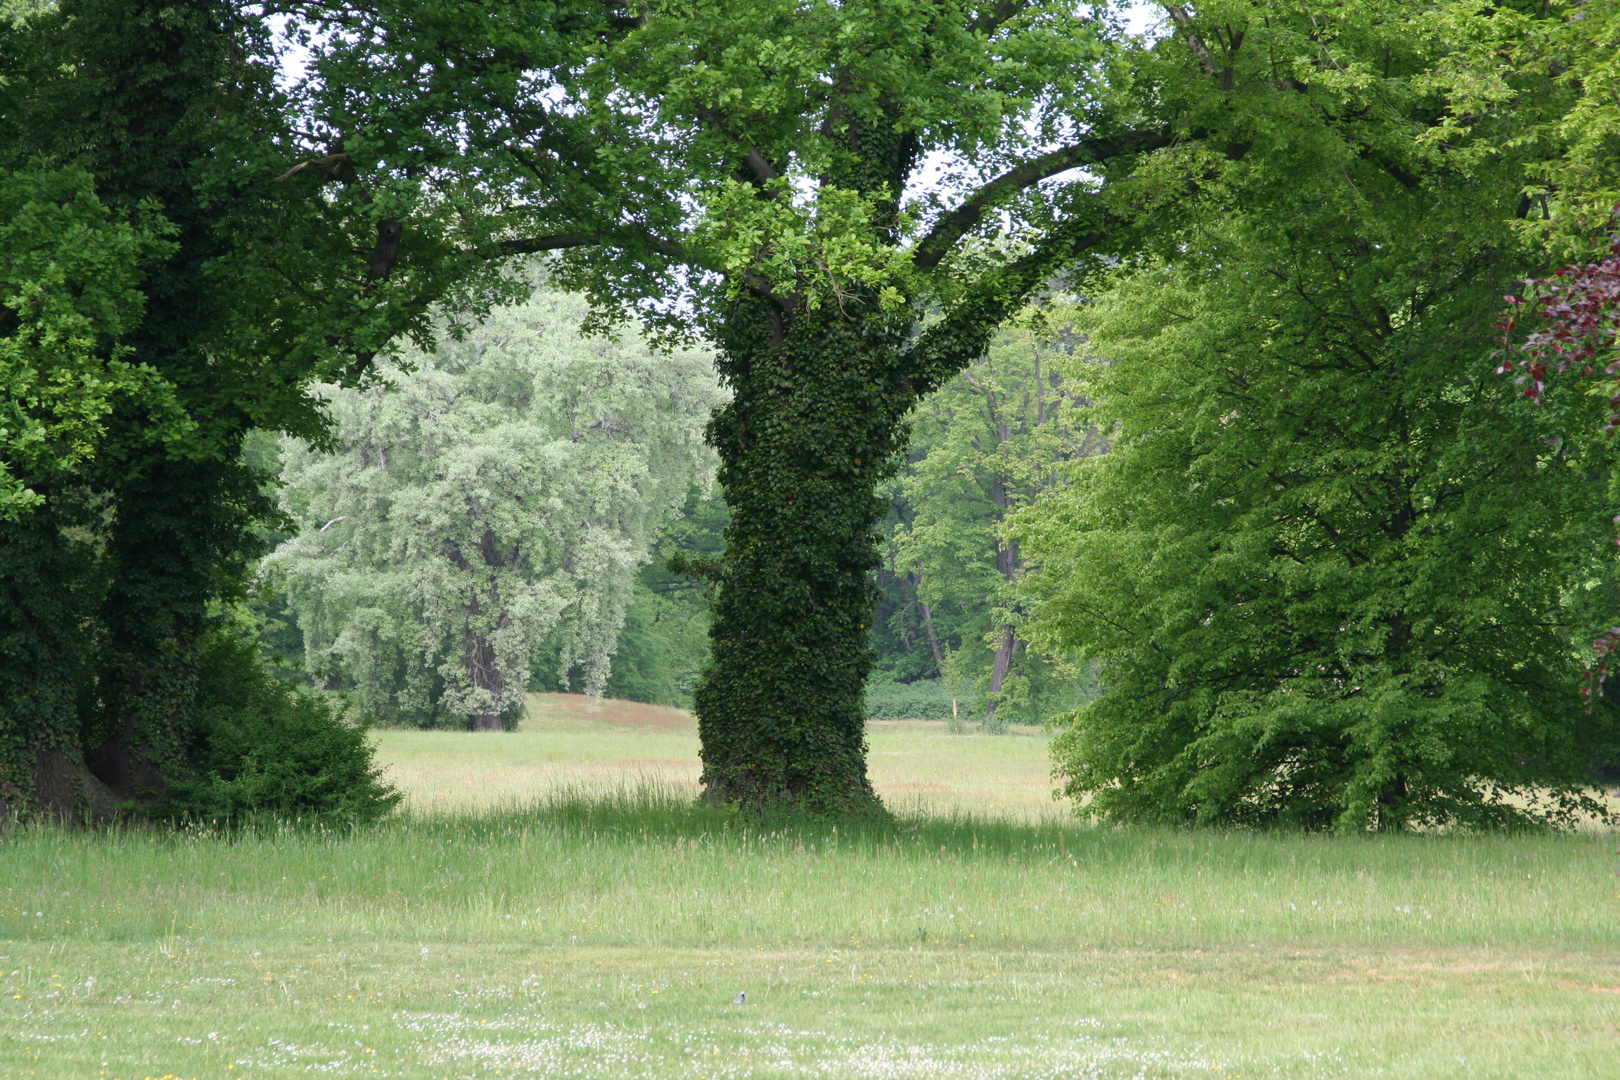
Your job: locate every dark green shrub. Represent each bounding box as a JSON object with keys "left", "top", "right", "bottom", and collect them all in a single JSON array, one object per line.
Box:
[
  {"left": 161, "top": 631, "right": 401, "bottom": 826},
  {"left": 864, "top": 676, "right": 978, "bottom": 721}
]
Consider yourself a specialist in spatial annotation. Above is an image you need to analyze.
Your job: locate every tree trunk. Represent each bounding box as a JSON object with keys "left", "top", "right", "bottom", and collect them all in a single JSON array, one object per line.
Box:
[
  {"left": 695, "top": 300, "right": 912, "bottom": 814},
  {"left": 464, "top": 620, "right": 505, "bottom": 732},
  {"left": 91, "top": 638, "right": 197, "bottom": 802},
  {"left": 0, "top": 504, "right": 96, "bottom": 822},
  {"left": 918, "top": 597, "right": 946, "bottom": 673},
  {"left": 917, "top": 597, "right": 955, "bottom": 719},
  {"left": 447, "top": 534, "right": 513, "bottom": 731},
  {"left": 983, "top": 499, "right": 1022, "bottom": 729},
  {"left": 1376, "top": 771, "right": 1411, "bottom": 831},
  {"left": 92, "top": 458, "right": 254, "bottom": 805},
  {"left": 984, "top": 625, "right": 1015, "bottom": 730}
]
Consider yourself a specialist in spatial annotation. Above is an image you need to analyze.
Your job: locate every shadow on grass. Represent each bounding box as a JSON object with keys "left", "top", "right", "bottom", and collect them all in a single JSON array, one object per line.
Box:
[
  {"left": 12, "top": 781, "right": 1604, "bottom": 886},
  {"left": 394, "top": 780, "right": 1595, "bottom": 869}
]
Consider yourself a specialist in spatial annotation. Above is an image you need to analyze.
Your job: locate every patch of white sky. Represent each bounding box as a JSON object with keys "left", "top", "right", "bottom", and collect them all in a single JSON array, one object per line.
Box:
[{"left": 268, "top": 12, "right": 312, "bottom": 95}]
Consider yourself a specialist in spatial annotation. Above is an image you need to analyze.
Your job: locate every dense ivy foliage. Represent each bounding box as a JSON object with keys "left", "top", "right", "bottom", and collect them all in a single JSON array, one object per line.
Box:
[{"left": 694, "top": 300, "right": 914, "bottom": 809}]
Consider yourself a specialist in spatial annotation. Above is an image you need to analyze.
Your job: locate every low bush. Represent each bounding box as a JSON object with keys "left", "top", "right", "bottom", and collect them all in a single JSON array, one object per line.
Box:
[{"left": 160, "top": 631, "right": 402, "bottom": 827}]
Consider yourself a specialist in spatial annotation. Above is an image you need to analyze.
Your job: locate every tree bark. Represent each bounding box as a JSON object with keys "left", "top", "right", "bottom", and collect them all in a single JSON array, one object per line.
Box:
[
  {"left": 919, "top": 600, "right": 946, "bottom": 673},
  {"left": 0, "top": 504, "right": 98, "bottom": 822},
  {"left": 917, "top": 596, "right": 955, "bottom": 719},
  {"left": 464, "top": 621, "right": 505, "bottom": 732},
  {"left": 92, "top": 458, "right": 237, "bottom": 805},
  {"left": 983, "top": 456, "right": 1022, "bottom": 729},
  {"left": 448, "top": 532, "right": 513, "bottom": 731},
  {"left": 984, "top": 625, "right": 1015, "bottom": 730}
]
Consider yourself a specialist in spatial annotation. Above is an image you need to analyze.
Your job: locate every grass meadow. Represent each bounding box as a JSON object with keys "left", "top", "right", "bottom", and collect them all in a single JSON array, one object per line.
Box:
[{"left": 3, "top": 695, "right": 1618, "bottom": 1080}]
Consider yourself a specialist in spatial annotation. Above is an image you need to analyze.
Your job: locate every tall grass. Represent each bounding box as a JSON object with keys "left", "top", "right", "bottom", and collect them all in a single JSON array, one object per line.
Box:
[
  {"left": 4, "top": 783, "right": 1614, "bottom": 953},
  {"left": 6, "top": 788, "right": 1620, "bottom": 1079}
]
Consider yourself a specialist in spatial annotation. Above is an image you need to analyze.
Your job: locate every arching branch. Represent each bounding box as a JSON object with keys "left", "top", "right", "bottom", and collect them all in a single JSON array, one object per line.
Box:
[
  {"left": 907, "top": 211, "right": 1115, "bottom": 394},
  {"left": 911, "top": 128, "right": 1174, "bottom": 272}
]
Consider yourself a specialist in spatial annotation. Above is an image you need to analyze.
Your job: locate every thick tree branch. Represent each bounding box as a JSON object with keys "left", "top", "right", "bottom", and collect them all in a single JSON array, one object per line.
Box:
[
  {"left": 497, "top": 232, "right": 601, "bottom": 256},
  {"left": 1355, "top": 144, "right": 1421, "bottom": 190},
  {"left": 912, "top": 128, "right": 1174, "bottom": 272},
  {"left": 694, "top": 105, "right": 781, "bottom": 187},
  {"left": 494, "top": 227, "right": 729, "bottom": 282},
  {"left": 368, "top": 218, "right": 403, "bottom": 280},
  {"left": 277, "top": 144, "right": 409, "bottom": 283},
  {"left": 275, "top": 151, "right": 358, "bottom": 184},
  {"left": 1161, "top": 4, "right": 1220, "bottom": 77},
  {"left": 743, "top": 147, "right": 781, "bottom": 185},
  {"left": 906, "top": 212, "right": 1115, "bottom": 395}
]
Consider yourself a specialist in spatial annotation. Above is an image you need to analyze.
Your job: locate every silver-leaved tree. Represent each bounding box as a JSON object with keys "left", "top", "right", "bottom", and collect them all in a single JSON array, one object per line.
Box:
[{"left": 271, "top": 285, "right": 721, "bottom": 730}]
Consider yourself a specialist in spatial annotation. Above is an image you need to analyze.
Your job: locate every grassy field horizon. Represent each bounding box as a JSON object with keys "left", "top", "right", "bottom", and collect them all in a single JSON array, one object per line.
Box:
[
  {"left": 3, "top": 695, "right": 1618, "bottom": 1079},
  {"left": 373, "top": 692, "right": 1061, "bottom": 821}
]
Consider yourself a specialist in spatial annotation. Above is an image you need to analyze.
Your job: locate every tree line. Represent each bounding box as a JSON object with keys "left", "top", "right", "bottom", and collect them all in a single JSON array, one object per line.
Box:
[{"left": 1, "top": 0, "right": 1616, "bottom": 827}]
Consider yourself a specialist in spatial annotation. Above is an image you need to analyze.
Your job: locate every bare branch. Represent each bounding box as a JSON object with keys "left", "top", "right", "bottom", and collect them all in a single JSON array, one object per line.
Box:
[
  {"left": 494, "top": 228, "right": 723, "bottom": 279},
  {"left": 275, "top": 151, "right": 357, "bottom": 184}
]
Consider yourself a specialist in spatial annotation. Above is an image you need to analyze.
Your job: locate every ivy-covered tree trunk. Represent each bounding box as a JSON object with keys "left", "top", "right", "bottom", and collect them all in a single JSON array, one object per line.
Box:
[
  {"left": 305, "top": 0, "right": 1159, "bottom": 811},
  {"left": 91, "top": 457, "right": 258, "bottom": 805},
  {"left": 696, "top": 300, "right": 915, "bottom": 812},
  {"left": 0, "top": 506, "right": 102, "bottom": 823}
]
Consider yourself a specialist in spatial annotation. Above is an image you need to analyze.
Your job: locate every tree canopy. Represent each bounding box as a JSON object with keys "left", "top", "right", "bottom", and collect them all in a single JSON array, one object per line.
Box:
[
  {"left": 0, "top": 0, "right": 504, "bottom": 820},
  {"left": 292, "top": 0, "right": 1619, "bottom": 812},
  {"left": 1019, "top": 195, "right": 1620, "bottom": 830}
]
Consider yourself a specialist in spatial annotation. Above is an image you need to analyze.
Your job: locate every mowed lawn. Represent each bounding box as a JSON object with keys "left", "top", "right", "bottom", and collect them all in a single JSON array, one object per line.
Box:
[{"left": 2, "top": 696, "right": 1618, "bottom": 1080}]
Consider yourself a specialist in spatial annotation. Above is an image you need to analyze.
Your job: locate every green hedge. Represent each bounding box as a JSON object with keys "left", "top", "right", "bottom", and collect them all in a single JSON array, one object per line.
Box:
[{"left": 864, "top": 677, "right": 978, "bottom": 721}]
